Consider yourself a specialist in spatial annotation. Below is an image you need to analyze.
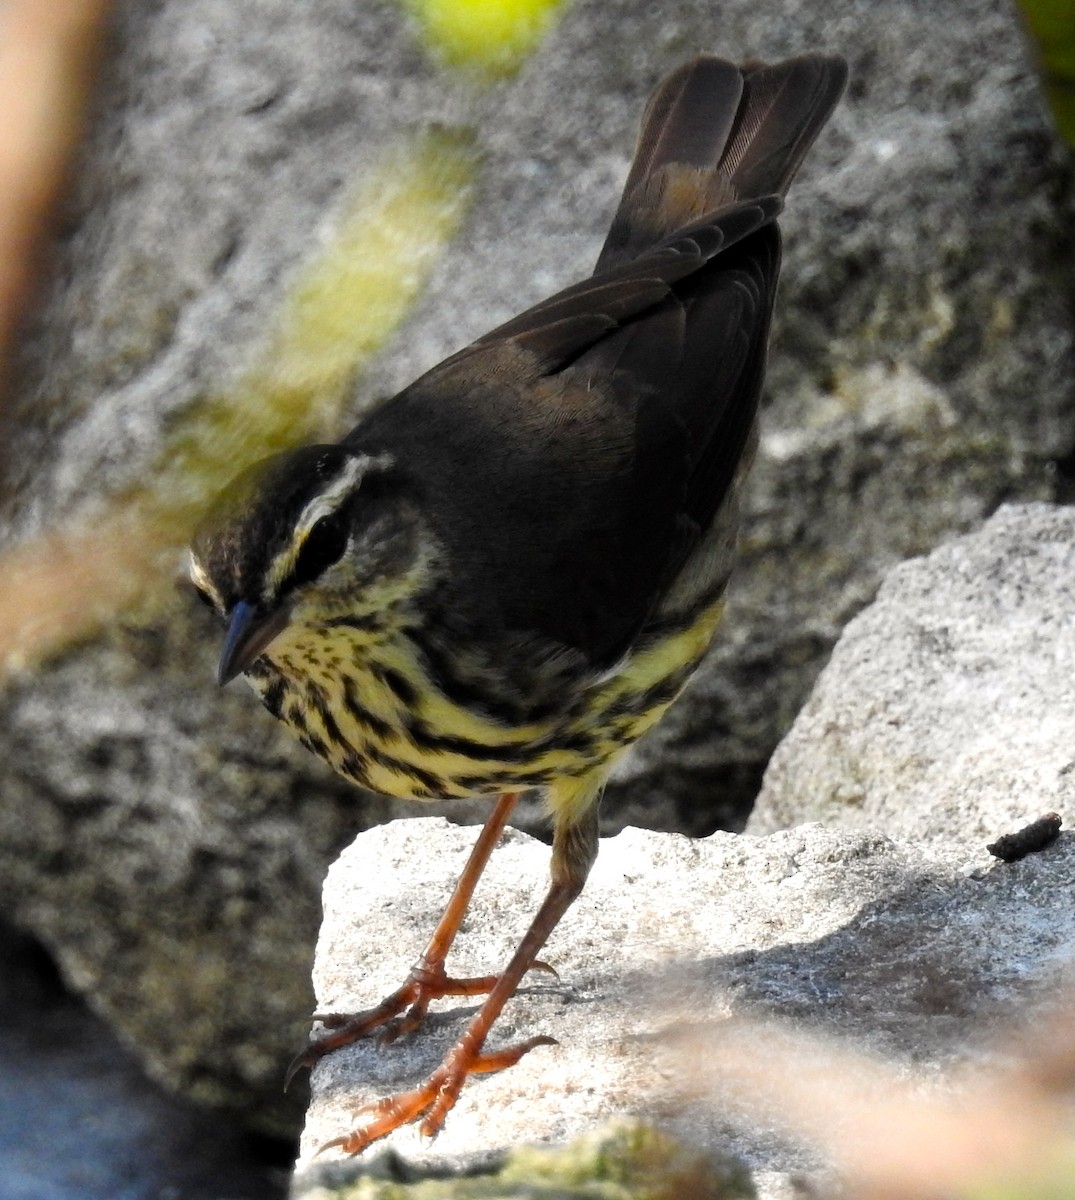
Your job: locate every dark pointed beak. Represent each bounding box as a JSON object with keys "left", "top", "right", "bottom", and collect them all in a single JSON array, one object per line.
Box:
[{"left": 217, "top": 600, "right": 291, "bottom": 686}]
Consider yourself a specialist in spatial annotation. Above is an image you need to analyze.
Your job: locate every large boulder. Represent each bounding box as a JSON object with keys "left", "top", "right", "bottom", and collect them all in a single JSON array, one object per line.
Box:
[
  {"left": 292, "top": 818, "right": 1075, "bottom": 1198},
  {"left": 750, "top": 503, "right": 1075, "bottom": 841}
]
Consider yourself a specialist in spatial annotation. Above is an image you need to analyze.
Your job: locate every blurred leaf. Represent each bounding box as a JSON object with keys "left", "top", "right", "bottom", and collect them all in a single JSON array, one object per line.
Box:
[
  {"left": 0, "top": 0, "right": 110, "bottom": 411},
  {"left": 303, "top": 1120, "right": 754, "bottom": 1198},
  {"left": 0, "top": 127, "right": 479, "bottom": 674},
  {"left": 404, "top": 0, "right": 569, "bottom": 76},
  {"left": 163, "top": 126, "right": 479, "bottom": 523},
  {"left": 970, "top": 1147, "right": 1075, "bottom": 1200},
  {"left": 1017, "top": 0, "right": 1075, "bottom": 145}
]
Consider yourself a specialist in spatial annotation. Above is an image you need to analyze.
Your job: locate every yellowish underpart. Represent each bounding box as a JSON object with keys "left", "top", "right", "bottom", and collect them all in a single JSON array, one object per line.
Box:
[
  {"left": 255, "top": 589, "right": 726, "bottom": 821},
  {"left": 545, "top": 597, "right": 727, "bottom": 825}
]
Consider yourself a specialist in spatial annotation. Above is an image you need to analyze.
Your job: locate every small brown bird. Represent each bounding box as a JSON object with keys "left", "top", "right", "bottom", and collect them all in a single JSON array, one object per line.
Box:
[{"left": 190, "top": 52, "right": 846, "bottom": 1152}]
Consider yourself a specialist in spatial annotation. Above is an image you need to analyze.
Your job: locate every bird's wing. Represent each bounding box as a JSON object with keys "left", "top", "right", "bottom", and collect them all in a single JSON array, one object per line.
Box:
[
  {"left": 353, "top": 199, "right": 780, "bottom": 666},
  {"left": 465, "top": 195, "right": 779, "bottom": 362}
]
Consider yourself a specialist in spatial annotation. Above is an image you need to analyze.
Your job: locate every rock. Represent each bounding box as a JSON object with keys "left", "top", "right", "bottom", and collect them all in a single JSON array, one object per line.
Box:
[
  {"left": 1, "top": 0, "right": 1072, "bottom": 1129},
  {"left": 291, "top": 818, "right": 1075, "bottom": 1197},
  {"left": 296, "top": 1122, "right": 755, "bottom": 1200},
  {"left": 750, "top": 503, "right": 1075, "bottom": 842}
]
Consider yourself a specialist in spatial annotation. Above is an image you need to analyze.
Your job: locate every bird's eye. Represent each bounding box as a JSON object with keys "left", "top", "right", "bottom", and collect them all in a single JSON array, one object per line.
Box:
[
  {"left": 193, "top": 585, "right": 216, "bottom": 610},
  {"left": 292, "top": 515, "right": 349, "bottom": 588}
]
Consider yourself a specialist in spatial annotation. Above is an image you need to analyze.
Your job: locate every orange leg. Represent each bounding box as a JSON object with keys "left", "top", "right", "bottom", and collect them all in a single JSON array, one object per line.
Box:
[
  {"left": 322, "top": 800, "right": 600, "bottom": 1154},
  {"left": 286, "top": 792, "right": 519, "bottom": 1089}
]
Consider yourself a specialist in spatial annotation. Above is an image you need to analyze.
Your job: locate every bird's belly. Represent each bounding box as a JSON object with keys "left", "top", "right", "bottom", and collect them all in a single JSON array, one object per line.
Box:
[{"left": 245, "top": 598, "right": 724, "bottom": 803}]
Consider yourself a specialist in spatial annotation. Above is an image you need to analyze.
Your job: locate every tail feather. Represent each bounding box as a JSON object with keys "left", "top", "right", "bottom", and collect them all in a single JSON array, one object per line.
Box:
[
  {"left": 619, "top": 58, "right": 745, "bottom": 208},
  {"left": 596, "top": 53, "right": 847, "bottom": 272},
  {"left": 723, "top": 56, "right": 849, "bottom": 198}
]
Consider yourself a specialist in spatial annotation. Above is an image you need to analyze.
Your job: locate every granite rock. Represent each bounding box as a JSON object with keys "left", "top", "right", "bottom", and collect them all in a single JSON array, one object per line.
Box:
[
  {"left": 292, "top": 817, "right": 1075, "bottom": 1198},
  {"left": 751, "top": 503, "right": 1075, "bottom": 841}
]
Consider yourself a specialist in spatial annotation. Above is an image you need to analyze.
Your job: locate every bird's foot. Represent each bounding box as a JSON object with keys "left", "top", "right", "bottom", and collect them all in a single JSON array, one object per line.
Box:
[
  {"left": 320, "top": 1030, "right": 557, "bottom": 1154},
  {"left": 285, "top": 960, "right": 500, "bottom": 1088}
]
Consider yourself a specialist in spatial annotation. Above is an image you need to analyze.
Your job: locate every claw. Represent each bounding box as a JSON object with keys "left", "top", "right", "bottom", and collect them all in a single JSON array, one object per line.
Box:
[
  {"left": 285, "top": 967, "right": 504, "bottom": 1089},
  {"left": 470, "top": 1033, "right": 558, "bottom": 1074},
  {"left": 319, "top": 1032, "right": 555, "bottom": 1155},
  {"left": 284, "top": 1048, "right": 314, "bottom": 1093}
]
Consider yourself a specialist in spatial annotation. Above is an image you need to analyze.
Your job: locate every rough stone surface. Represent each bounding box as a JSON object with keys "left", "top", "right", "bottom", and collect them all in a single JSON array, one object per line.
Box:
[
  {"left": 1, "top": 0, "right": 1072, "bottom": 1129},
  {"left": 292, "top": 818, "right": 1075, "bottom": 1197},
  {"left": 750, "top": 503, "right": 1075, "bottom": 841}
]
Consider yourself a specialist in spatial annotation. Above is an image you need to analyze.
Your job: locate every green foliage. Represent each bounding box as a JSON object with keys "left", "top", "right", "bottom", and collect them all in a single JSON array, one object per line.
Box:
[
  {"left": 155, "top": 129, "right": 479, "bottom": 540},
  {"left": 301, "top": 1120, "right": 755, "bottom": 1199},
  {"left": 402, "top": 0, "right": 569, "bottom": 77},
  {"left": 1017, "top": 0, "right": 1075, "bottom": 145}
]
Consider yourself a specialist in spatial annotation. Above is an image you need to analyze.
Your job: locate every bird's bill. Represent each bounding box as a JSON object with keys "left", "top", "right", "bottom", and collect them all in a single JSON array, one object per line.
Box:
[{"left": 217, "top": 600, "right": 291, "bottom": 686}]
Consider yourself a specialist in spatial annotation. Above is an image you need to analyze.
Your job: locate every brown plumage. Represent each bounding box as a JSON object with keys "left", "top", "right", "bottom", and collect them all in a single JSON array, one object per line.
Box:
[{"left": 190, "top": 51, "right": 847, "bottom": 1152}]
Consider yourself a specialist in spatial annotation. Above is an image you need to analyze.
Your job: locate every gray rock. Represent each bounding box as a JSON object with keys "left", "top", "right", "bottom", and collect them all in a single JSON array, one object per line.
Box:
[
  {"left": 291, "top": 817, "right": 1075, "bottom": 1197},
  {"left": 1, "top": 0, "right": 1072, "bottom": 1128},
  {"left": 751, "top": 503, "right": 1075, "bottom": 842}
]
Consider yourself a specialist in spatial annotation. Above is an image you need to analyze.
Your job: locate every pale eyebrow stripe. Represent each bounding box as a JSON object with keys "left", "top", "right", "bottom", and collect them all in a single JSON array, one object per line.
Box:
[
  {"left": 293, "top": 455, "right": 367, "bottom": 539},
  {"left": 262, "top": 453, "right": 392, "bottom": 599},
  {"left": 188, "top": 552, "right": 223, "bottom": 608}
]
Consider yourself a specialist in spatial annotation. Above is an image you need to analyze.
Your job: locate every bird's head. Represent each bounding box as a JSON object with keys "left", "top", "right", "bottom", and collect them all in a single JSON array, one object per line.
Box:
[{"left": 189, "top": 444, "right": 425, "bottom": 685}]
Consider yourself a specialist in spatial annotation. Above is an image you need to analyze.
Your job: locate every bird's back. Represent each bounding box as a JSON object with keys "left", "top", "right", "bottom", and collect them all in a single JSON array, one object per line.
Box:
[{"left": 351, "top": 54, "right": 847, "bottom": 670}]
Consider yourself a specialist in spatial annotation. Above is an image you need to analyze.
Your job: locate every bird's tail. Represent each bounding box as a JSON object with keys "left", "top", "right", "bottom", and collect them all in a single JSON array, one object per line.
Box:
[{"left": 596, "top": 53, "right": 847, "bottom": 272}]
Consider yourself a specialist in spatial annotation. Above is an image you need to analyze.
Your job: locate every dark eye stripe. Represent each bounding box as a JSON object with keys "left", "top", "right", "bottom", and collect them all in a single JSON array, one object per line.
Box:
[{"left": 288, "top": 515, "right": 349, "bottom": 590}]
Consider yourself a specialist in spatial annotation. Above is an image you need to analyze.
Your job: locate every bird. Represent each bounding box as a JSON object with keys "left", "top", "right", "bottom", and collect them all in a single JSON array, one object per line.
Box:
[{"left": 189, "top": 51, "right": 847, "bottom": 1154}]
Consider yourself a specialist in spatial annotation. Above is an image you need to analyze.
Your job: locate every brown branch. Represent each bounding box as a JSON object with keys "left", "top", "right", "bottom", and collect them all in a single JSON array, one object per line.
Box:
[
  {"left": 673, "top": 1001, "right": 1075, "bottom": 1200},
  {"left": 0, "top": 0, "right": 111, "bottom": 420}
]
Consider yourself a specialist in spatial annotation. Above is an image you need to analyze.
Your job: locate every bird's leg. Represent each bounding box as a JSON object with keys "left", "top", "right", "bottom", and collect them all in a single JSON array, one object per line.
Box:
[
  {"left": 322, "top": 800, "right": 600, "bottom": 1155},
  {"left": 286, "top": 792, "right": 520, "bottom": 1088}
]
